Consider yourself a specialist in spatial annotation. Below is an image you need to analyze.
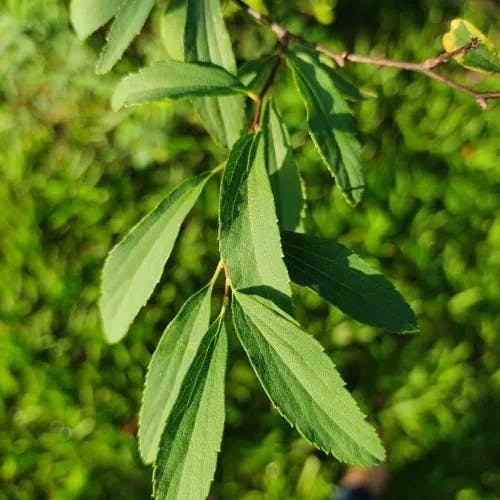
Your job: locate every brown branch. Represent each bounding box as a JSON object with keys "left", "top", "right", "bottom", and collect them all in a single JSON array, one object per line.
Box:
[
  {"left": 250, "top": 39, "right": 288, "bottom": 131},
  {"left": 233, "top": 0, "right": 500, "bottom": 110}
]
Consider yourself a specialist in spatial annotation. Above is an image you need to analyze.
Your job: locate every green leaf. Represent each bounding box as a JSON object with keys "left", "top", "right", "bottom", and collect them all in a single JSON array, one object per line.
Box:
[
  {"left": 238, "top": 55, "right": 279, "bottom": 94},
  {"left": 319, "top": 58, "right": 377, "bottom": 101},
  {"left": 442, "top": 18, "right": 500, "bottom": 74},
  {"left": 70, "top": 0, "right": 124, "bottom": 40},
  {"left": 112, "top": 61, "right": 246, "bottom": 111},
  {"left": 161, "top": 0, "right": 187, "bottom": 61},
  {"left": 153, "top": 316, "right": 227, "bottom": 500},
  {"left": 287, "top": 44, "right": 365, "bottom": 205},
  {"left": 282, "top": 231, "right": 417, "bottom": 333},
  {"left": 219, "top": 133, "right": 292, "bottom": 312},
  {"left": 96, "top": 0, "right": 155, "bottom": 75},
  {"left": 139, "top": 285, "right": 213, "bottom": 464},
  {"left": 185, "top": 0, "right": 245, "bottom": 149},
  {"left": 100, "top": 173, "right": 211, "bottom": 344},
  {"left": 262, "top": 102, "right": 305, "bottom": 232},
  {"left": 232, "top": 291, "right": 385, "bottom": 466}
]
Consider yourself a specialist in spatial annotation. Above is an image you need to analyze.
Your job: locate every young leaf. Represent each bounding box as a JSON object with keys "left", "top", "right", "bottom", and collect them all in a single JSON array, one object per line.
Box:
[
  {"left": 262, "top": 102, "right": 305, "bottom": 232},
  {"left": 185, "top": 0, "right": 245, "bottom": 149},
  {"left": 161, "top": 0, "right": 187, "bottom": 61},
  {"left": 70, "top": 0, "right": 124, "bottom": 40},
  {"left": 100, "top": 173, "right": 211, "bottom": 344},
  {"left": 219, "top": 133, "right": 292, "bottom": 312},
  {"left": 287, "top": 44, "right": 365, "bottom": 205},
  {"left": 139, "top": 285, "right": 213, "bottom": 464},
  {"left": 282, "top": 231, "right": 417, "bottom": 333},
  {"left": 232, "top": 291, "right": 385, "bottom": 466},
  {"left": 112, "top": 61, "right": 246, "bottom": 111},
  {"left": 96, "top": 0, "right": 155, "bottom": 75},
  {"left": 442, "top": 19, "right": 500, "bottom": 74},
  {"left": 153, "top": 317, "right": 227, "bottom": 500}
]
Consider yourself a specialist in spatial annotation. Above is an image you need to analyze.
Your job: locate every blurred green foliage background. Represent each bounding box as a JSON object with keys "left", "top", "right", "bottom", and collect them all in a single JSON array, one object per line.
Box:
[{"left": 1, "top": 0, "right": 500, "bottom": 498}]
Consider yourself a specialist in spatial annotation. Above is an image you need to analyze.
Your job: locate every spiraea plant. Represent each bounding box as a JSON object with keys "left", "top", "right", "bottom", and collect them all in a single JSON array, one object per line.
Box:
[{"left": 71, "top": 1, "right": 500, "bottom": 498}]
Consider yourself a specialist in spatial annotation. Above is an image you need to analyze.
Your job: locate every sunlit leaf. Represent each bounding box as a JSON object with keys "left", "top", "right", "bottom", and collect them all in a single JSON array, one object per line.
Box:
[
  {"left": 112, "top": 61, "right": 246, "bottom": 111},
  {"left": 161, "top": 0, "right": 187, "bottom": 61},
  {"left": 139, "top": 285, "right": 213, "bottom": 464},
  {"left": 153, "top": 317, "right": 227, "bottom": 500},
  {"left": 96, "top": 0, "right": 155, "bottom": 75},
  {"left": 287, "top": 44, "right": 364, "bottom": 205},
  {"left": 262, "top": 102, "right": 305, "bottom": 232},
  {"left": 100, "top": 173, "right": 211, "bottom": 343},
  {"left": 282, "top": 231, "right": 417, "bottom": 333},
  {"left": 219, "top": 133, "right": 292, "bottom": 312},
  {"left": 70, "top": 0, "right": 124, "bottom": 40},
  {"left": 442, "top": 18, "right": 500, "bottom": 74},
  {"left": 185, "top": 0, "right": 245, "bottom": 149},
  {"left": 233, "top": 291, "right": 385, "bottom": 465}
]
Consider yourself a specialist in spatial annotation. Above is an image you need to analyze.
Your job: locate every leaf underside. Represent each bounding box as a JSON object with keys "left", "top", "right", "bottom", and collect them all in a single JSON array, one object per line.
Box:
[
  {"left": 185, "top": 0, "right": 245, "bottom": 149},
  {"left": 153, "top": 317, "right": 227, "bottom": 500},
  {"left": 112, "top": 61, "right": 246, "bottom": 111},
  {"left": 161, "top": 0, "right": 187, "bottom": 61},
  {"left": 99, "top": 173, "right": 210, "bottom": 344},
  {"left": 70, "top": 0, "right": 124, "bottom": 40},
  {"left": 96, "top": 0, "right": 155, "bottom": 75},
  {"left": 139, "top": 285, "right": 213, "bottom": 464}
]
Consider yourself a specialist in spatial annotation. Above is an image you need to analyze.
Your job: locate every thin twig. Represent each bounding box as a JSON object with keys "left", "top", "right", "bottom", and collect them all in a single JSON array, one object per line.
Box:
[
  {"left": 232, "top": 0, "right": 500, "bottom": 109},
  {"left": 250, "top": 39, "right": 288, "bottom": 131}
]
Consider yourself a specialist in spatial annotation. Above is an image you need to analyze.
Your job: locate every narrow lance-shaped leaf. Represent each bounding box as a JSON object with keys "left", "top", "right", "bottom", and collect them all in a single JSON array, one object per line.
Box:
[
  {"left": 442, "top": 18, "right": 500, "bottom": 74},
  {"left": 232, "top": 291, "right": 385, "bottom": 466},
  {"left": 139, "top": 285, "right": 213, "bottom": 464},
  {"left": 153, "top": 317, "right": 227, "bottom": 500},
  {"left": 262, "top": 102, "right": 305, "bottom": 232},
  {"left": 287, "top": 44, "right": 365, "bottom": 205},
  {"left": 112, "top": 61, "right": 246, "bottom": 111},
  {"left": 96, "top": 0, "right": 155, "bottom": 75},
  {"left": 70, "top": 0, "right": 124, "bottom": 40},
  {"left": 185, "top": 0, "right": 245, "bottom": 149},
  {"left": 161, "top": 0, "right": 187, "bottom": 61},
  {"left": 282, "top": 231, "right": 417, "bottom": 333},
  {"left": 100, "top": 173, "right": 211, "bottom": 344},
  {"left": 219, "top": 133, "right": 292, "bottom": 313}
]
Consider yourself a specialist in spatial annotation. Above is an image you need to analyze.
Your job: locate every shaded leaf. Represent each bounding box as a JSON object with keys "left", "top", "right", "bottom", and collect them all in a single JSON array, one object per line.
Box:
[
  {"left": 282, "top": 231, "right": 417, "bottom": 333},
  {"left": 100, "top": 173, "right": 211, "bottom": 344},
  {"left": 161, "top": 0, "right": 187, "bottom": 61},
  {"left": 443, "top": 18, "right": 500, "bottom": 74},
  {"left": 319, "top": 58, "right": 377, "bottom": 101},
  {"left": 219, "top": 133, "right": 292, "bottom": 312},
  {"left": 262, "top": 102, "right": 305, "bottom": 232},
  {"left": 238, "top": 55, "right": 279, "bottom": 94},
  {"left": 153, "top": 317, "right": 227, "bottom": 500},
  {"left": 112, "top": 61, "right": 246, "bottom": 111},
  {"left": 233, "top": 291, "right": 385, "bottom": 466},
  {"left": 287, "top": 44, "right": 364, "bottom": 205},
  {"left": 185, "top": 0, "right": 245, "bottom": 149},
  {"left": 96, "top": 0, "right": 155, "bottom": 75},
  {"left": 139, "top": 285, "right": 213, "bottom": 464},
  {"left": 70, "top": 0, "right": 124, "bottom": 40}
]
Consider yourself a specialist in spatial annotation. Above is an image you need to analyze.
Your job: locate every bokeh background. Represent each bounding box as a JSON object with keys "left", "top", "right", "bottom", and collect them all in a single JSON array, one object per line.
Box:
[{"left": 1, "top": 0, "right": 500, "bottom": 498}]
